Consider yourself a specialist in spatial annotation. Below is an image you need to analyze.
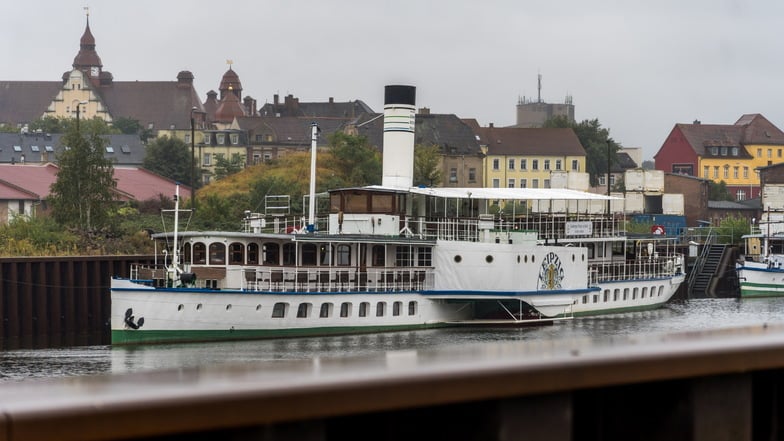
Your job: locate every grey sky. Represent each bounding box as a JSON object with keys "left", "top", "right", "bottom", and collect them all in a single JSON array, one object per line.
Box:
[{"left": 4, "top": 0, "right": 781, "bottom": 161}]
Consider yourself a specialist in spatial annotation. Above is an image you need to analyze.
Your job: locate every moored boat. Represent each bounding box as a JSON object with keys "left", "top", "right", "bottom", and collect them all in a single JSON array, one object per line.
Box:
[{"left": 111, "top": 85, "right": 686, "bottom": 345}]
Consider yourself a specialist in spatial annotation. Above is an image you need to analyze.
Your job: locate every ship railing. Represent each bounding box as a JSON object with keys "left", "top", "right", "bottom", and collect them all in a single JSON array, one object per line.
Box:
[
  {"left": 129, "top": 263, "right": 168, "bottom": 282},
  {"left": 240, "top": 266, "right": 434, "bottom": 293},
  {"left": 589, "top": 254, "right": 683, "bottom": 284},
  {"left": 414, "top": 214, "right": 624, "bottom": 242}
]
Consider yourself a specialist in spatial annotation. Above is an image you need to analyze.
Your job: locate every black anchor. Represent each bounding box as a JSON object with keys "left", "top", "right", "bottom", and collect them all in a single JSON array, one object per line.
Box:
[{"left": 124, "top": 308, "right": 145, "bottom": 330}]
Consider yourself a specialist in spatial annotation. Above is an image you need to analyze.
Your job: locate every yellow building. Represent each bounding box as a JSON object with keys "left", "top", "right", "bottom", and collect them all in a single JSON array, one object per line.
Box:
[{"left": 475, "top": 126, "right": 586, "bottom": 189}]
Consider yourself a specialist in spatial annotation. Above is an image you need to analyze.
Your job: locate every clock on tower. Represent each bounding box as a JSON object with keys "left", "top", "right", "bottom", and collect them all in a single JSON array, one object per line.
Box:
[{"left": 90, "top": 66, "right": 99, "bottom": 77}]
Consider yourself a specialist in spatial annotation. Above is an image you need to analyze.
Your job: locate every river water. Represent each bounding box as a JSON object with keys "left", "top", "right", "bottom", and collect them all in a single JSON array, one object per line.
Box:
[{"left": 2, "top": 297, "right": 784, "bottom": 383}]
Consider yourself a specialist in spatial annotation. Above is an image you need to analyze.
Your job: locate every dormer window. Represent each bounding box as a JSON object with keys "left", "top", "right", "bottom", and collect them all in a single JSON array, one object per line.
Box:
[
  {"left": 30, "top": 145, "right": 40, "bottom": 152},
  {"left": 710, "top": 147, "right": 718, "bottom": 156},
  {"left": 231, "top": 134, "right": 239, "bottom": 145},
  {"left": 217, "top": 134, "right": 225, "bottom": 145},
  {"left": 106, "top": 146, "right": 114, "bottom": 153},
  {"left": 13, "top": 146, "right": 21, "bottom": 152}
]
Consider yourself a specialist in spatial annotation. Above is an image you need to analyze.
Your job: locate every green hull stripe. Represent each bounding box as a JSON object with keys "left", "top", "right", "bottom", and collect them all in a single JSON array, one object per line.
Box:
[
  {"left": 112, "top": 323, "right": 445, "bottom": 345},
  {"left": 740, "top": 281, "right": 784, "bottom": 298}
]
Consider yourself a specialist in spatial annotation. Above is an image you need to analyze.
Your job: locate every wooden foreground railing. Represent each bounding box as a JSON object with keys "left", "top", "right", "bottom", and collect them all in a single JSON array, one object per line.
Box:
[{"left": 2, "top": 324, "right": 784, "bottom": 440}]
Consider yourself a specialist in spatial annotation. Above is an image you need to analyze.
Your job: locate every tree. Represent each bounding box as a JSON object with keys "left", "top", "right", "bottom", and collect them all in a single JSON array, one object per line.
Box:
[
  {"left": 213, "top": 152, "right": 245, "bottom": 180},
  {"left": 48, "top": 124, "right": 117, "bottom": 231},
  {"left": 112, "top": 116, "right": 153, "bottom": 141},
  {"left": 544, "top": 116, "right": 620, "bottom": 187},
  {"left": 641, "top": 160, "right": 655, "bottom": 170},
  {"left": 413, "top": 144, "right": 442, "bottom": 186},
  {"left": 326, "top": 132, "right": 381, "bottom": 187},
  {"left": 709, "top": 180, "right": 734, "bottom": 201},
  {"left": 143, "top": 136, "right": 197, "bottom": 188},
  {"left": 716, "top": 214, "right": 750, "bottom": 245},
  {"left": 29, "top": 116, "right": 69, "bottom": 133}
]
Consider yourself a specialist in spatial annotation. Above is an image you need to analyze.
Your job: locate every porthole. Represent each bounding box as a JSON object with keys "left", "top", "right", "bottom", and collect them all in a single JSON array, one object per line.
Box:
[
  {"left": 517, "top": 255, "right": 520, "bottom": 263},
  {"left": 572, "top": 254, "right": 575, "bottom": 262},
  {"left": 485, "top": 255, "right": 493, "bottom": 263},
  {"left": 454, "top": 255, "right": 462, "bottom": 263},
  {"left": 177, "top": 304, "right": 184, "bottom": 311},
  {"left": 532, "top": 255, "right": 536, "bottom": 263},
  {"left": 196, "top": 303, "right": 202, "bottom": 311},
  {"left": 256, "top": 304, "right": 262, "bottom": 311},
  {"left": 524, "top": 255, "right": 528, "bottom": 263},
  {"left": 226, "top": 304, "right": 232, "bottom": 311}
]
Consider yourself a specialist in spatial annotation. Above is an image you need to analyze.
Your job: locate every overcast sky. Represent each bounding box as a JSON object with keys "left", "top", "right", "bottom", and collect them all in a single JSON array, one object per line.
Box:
[{"left": 4, "top": 0, "right": 782, "bottom": 161}]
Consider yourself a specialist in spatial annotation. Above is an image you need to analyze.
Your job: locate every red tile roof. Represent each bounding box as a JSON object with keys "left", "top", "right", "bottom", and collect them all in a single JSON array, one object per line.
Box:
[
  {"left": 476, "top": 127, "right": 586, "bottom": 157},
  {"left": 0, "top": 163, "right": 190, "bottom": 202}
]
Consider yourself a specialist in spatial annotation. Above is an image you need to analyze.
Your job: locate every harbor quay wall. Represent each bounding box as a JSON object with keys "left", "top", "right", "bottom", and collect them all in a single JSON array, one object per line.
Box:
[
  {"left": 0, "top": 255, "right": 154, "bottom": 349},
  {"left": 1, "top": 325, "right": 783, "bottom": 440}
]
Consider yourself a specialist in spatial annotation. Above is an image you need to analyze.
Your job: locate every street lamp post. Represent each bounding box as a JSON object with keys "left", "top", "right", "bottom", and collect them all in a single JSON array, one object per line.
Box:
[
  {"left": 190, "top": 107, "right": 197, "bottom": 209},
  {"left": 75, "top": 100, "right": 88, "bottom": 132},
  {"left": 606, "top": 140, "right": 612, "bottom": 216}
]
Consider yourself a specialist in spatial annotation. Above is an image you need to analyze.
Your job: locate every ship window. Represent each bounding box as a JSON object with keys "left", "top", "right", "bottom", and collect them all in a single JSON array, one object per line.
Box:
[
  {"left": 263, "top": 242, "right": 280, "bottom": 265},
  {"left": 393, "top": 301, "right": 402, "bottom": 316},
  {"left": 454, "top": 255, "right": 462, "bottom": 263},
  {"left": 417, "top": 247, "right": 432, "bottom": 266},
  {"left": 582, "top": 295, "right": 588, "bottom": 304},
  {"left": 340, "top": 302, "right": 351, "bottom": 317},
  {"left": 376, "top": 302, "right": 386, "bottom": 317},
  {"left": 197, "top": 303, "right": 203, "bottom": 310},
  {"left": 183, "top": 243, "right": 192, "bottom": 264},
  {"left": 177, "top": 304, "right": 184, "bottom": 311},
  {"left": 208, "top": 243, "right": 225, "bottom": 264},
  {"left": 603, "top": 290, "right": 609, "bottom": 302},
  {"left": 642, "top": 287, "right": 648, "bottom": 298},
  {"left": 623, "top": 288, "right": 629, "bottom": 300},
  {"left": 247, "top": 243, "right": 259, "bottom": 264},
  {"left": 658, "top": 286, "right": 664, "bottom": 296},
  {"left": 593, "top": 295, "right": 598, "bottom": 303},
  {"left": 396, "top": 246, "right": 412, "bottom": 267},
  {"left": 272, "top": 302, "right": 288, "bottom": 318},
  {"left": 613, "top": 289, "right": 620, "bottom": 301},
  {"left": 359, "top": 302, "right": 369, "bottom": 317},
  {"left": 485, "top": 255, "right": 494, "bottom": 263},
  {"left": 336, "top": 244, "right": 351, "bottom": 266},
  {"left": 371, "top": 194, "right": 394, "bottom": 213},
  {"left": 229, "top": 242, "right": 244, "bottom": 264},
  {"left": 256, "top": 305, "right": 261, "bottom": 311},
  {"left": 226, "top": 304, "right": 232, "bottom": 311},
  {"left": 319, "top": 303, "right": 332, "bottom": 318},
  {"left": 372, "top": 245, "right": 385, "bottom": 266},
  {"left": 301, "top": 244, "right": 317, "bottom": 265},
  {"left": 296, "top": 303, "right": 311, "bottom": 318},
  {"left": 633, "top": 288, "right": 638, "bottom": 299},
  {"left": 283, "top": 243, "right": 296, "bottom": 265},
  {"left": 408, "top": 301, "right": 418, "bottom": 316},
  {"left": 193, "top": 243, "right": 206, "bottom": 264}
]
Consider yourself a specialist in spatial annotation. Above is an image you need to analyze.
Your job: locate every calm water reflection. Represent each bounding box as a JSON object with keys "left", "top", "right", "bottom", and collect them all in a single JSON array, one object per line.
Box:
[{"left": 2, "top": 298, "right": 784, "bottom": 383}]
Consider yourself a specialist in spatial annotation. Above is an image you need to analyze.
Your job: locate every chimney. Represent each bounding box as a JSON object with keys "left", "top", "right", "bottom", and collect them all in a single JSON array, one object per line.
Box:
[
  {"left": 489, "top": 123, "right": 494, "bottom": 128},
  {"left": 329, "top": 97, "right": 334, "bottom": 104},
  {"left": 382, "top": 85, "right": 416, "bottom": 189},
  {"left": 418, "top": 107, "right": 430, "bottom": 115}
]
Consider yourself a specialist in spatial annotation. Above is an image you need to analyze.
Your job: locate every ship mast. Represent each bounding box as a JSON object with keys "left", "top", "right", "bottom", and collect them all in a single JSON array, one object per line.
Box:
[
  {"left": 170, "top": 184, "right": 181, "bottom": 286},
  {"left": 307, "top": 122, "right": 318, "bottom": 232}
]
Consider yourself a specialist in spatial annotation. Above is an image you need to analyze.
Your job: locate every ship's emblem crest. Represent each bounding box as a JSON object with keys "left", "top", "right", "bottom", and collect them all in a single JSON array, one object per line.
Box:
[{"left": 538, "top": 252, "right": 565, "bottom": 290}]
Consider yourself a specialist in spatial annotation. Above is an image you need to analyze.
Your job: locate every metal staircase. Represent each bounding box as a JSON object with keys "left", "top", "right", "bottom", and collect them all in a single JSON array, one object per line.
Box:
[{"left": 688, "top": 232, "right": 727, "bottom": 298}]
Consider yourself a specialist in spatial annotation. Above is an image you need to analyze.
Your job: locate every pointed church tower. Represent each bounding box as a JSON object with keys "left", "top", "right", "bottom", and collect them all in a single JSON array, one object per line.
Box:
[{"left": 72, "top": 12, "right": 103, "bottom": 84}]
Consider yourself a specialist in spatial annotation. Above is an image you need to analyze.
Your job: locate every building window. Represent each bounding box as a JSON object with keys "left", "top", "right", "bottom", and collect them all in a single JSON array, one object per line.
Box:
[
  {"left": 217, "top": 134, "right": 225, "bottom": 145},
  {"left": 723, "top": 165, "right": 729, "bottom": 179},
  {"left": 555, "top": 159, "right": 562, "bottom": 170},
  {"left": 203, "top": 133, "right": 210, "bottom": 144},
  {"left": 572, "top": 160, "right": 579, "bottom": 171},
  {"left": 492, "top": 158, "right": 500, "bottom": 170},
  {"left": 520, "top": 159, "right": 527, "bottom": 170},
  {"left": 703, "top": 166, "right": 709, "bottom": 178},
  {"left": 737, "top": 189, "right": 746, "bottom": 201},
  {"left": 508, "top": 159, "right": 515, "bottom": 170},
  {"left": 732, "top": 147, "right": 739, "bottom": 156},
  {"left": 544, "top": 179, "right": 551, "bottom": 188},
  {"left": 105, "top": 146, "right": 114, "bottom": 153},
  {"left": 13, "top": 145, "right": 21, "bottom": 152},
  {"left": 711, "top": 147, "right": 718, "bottom": 156},
  {"left": 449, "top": 168, "right": 458, "bottom": 183},
  {"left": 779, "top": 149, "right": 783, "bottom": 158},
  {"left": 733, "top": 166, "right": 739, "bottom": 179},
  {"left": 520, "top": 179, "right": 527, "bottom": 188},
  {"left": 720, "top": 147, "right": 727, "bottom": 156},
  {"left": 508, "top": 179, "right": 515, "bottom": 188},
  {"left": 203, "top": 153, "right": 212, "bottom": 166},
  {"left": 599, "top": 176, "right": 606, "bottom": 186},
  {"left": 532, "top": 179, "right": 539, "bottom": 188},
  {"left": 492, "top": 178, "right": 500, "bottom": 188},
  {"left": 468, "top": 168, "right": 476, "bottom": 183},
  {"left": 544, "top": 159, "right": 551, "bottom": 170},
  {"left": 758, "top": 148, "right": 762, "bottom": 157},
  {"left": 184, "top": 134, "right": 191, "bottom": 143},
  {"left": 532, "top": 159, "right": 539, "bottom": 170},
  {"left": 743, "top": 166, "right": 749, "bottom": 178},
  {"left": 768, "top": 149, "right": 773, "bottom": 158},
  {"left": 231, "top": 134, "right": 239, "bottom": 144},
  {"left": 713, "top": 166, "right": 718, "bottom": 179}
]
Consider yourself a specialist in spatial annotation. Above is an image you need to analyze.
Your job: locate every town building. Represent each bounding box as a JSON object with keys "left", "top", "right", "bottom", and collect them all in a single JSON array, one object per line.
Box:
[
  {"left": 513, "top": 75, "right": 575, "bottom": 128},
  {"left": 472, "top": 125, "right": 586, "bottom": 189},
  {"left": 0, "top": 132, "right": 145, "bottom": 166},
  {"left": 654, "top": 114, "right": 784, "bottom": 201},
  {"left": 0, "top": 15, "right": 205, "bottom": 143},
  {"left": 0, "top": 163, "right": 189, "bottom": 224}
]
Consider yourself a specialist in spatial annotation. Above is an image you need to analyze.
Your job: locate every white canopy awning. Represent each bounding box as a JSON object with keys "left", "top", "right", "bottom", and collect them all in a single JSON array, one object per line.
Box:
[{"left": 393, "top": 186, "right": 620, "bottom": 201}]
